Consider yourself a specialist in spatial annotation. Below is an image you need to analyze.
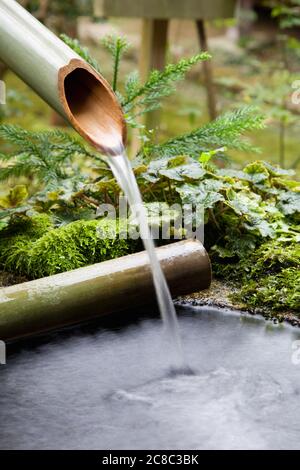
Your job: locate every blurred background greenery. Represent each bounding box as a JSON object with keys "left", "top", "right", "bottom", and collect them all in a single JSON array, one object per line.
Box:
[{"left": 1, "top": 0, "right": 300, "bottom": 175}]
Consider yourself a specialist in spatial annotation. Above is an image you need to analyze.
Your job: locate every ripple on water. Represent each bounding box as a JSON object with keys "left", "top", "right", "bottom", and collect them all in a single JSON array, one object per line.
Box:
[{"left": 0, "top": 308, "right": 300, "bottom": 450}]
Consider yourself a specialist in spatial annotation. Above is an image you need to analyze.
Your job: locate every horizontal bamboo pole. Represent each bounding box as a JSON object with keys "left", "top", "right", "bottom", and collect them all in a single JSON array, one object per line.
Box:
[
  {"left": 0, "top": 0, "right": 126, "bottom": 153},
  {"left": 0, "top": 240, "right": 211, "bottom": 341}
]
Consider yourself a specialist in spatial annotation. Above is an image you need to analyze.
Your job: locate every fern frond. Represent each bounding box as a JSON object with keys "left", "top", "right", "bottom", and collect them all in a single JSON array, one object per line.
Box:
[
  {"left": 0, "top": 152, "right": 14, "bottom": 162},
  {"left": 0, "top": 124, "right": 34, "bottom": 147},
  {"left": 124, "top": 71, "right": 141, "bottom": 103},
  {"left": 102, "top": 35, "right": 129, "bottom": 92},
  {"left": 146, "top": 107, "right": 265, "bottom": 158},
  {"left": 0, "top": 125, "right": 92, "bottom": 187},
  {"left": 60, "top": 34, "right": 101, "bottom": 73},
  {"left": 0, "top": 162, "right": 36, "bottom": 181},
  {"left": 122, "top": 53, "right": 211, "bottom": 117}
]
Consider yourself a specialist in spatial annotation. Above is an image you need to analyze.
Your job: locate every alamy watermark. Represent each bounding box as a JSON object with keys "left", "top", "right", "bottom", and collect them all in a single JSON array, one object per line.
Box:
[
  {"left": 95, "top": 197, "right": 205, "bottom": 242},
  {"left": 0, "top": 340, "right": 6, "bottom": 365},
  {"left": 0, "top": 80, "right": 5, "bottom": 105}
]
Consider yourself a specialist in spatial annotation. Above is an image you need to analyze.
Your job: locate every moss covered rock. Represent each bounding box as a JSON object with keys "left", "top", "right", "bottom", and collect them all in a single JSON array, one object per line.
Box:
[
  {"left": 213, "top": 239, "right": 300, "bottom": 314},
  {"left": 0, "top": 215, "right": 138, "bottom": 279}
]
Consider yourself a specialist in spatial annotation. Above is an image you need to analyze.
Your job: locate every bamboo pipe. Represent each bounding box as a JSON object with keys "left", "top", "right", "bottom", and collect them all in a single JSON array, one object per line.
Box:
[
  {"left": 0, "top": 0, "right": 126, "bottom": 153},
  {"left": 0, "top": 240, "right": 211, "bottom": 341}
]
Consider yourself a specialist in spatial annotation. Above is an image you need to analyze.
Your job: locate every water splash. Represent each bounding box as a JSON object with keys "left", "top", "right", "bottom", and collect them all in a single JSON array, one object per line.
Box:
[{"left": 106, "top": 144, "right": 186, "bottom": 371}]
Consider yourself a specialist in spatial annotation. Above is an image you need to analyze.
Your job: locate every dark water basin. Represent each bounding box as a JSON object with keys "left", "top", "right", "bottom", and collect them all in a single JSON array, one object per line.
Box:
[{"left": 1, "top": 306, "right": 300, "bottom": 450}]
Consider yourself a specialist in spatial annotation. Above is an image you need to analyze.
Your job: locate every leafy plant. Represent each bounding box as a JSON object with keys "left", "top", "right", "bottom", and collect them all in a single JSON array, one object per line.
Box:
[
  {"left": 62, "top": 34, "right": 211, "bottom": 128},
  {"left": 1, "top": 34, "right": 299, "bottom": 316},
  {"left": 143, "top": 106, "right": 264, "bottom": 159},
  {"left": 271, "top": 0, "right": 300, "bottom": 26},
  {"left": 0, "top": 124, "right": 94, "bottom": 186},
  {"left": 102, "top": 35, "right": 129, "bottom": 92},
  {"left": 121, "top": 53, "right": 211, "bottom": 122},
  {"left": 241, "top": 71, "right": 299, "bottom": 168}
]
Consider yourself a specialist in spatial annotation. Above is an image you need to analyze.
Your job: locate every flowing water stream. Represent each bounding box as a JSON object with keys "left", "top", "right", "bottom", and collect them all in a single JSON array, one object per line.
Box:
[{"left": 107, "top": 146, "right": 186, "bottom": 371}]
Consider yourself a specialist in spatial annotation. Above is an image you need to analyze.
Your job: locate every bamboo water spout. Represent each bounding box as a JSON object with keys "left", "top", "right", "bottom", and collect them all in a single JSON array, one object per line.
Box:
[{"left": 0, "top": 0, "right": 126, "bottom": 153}]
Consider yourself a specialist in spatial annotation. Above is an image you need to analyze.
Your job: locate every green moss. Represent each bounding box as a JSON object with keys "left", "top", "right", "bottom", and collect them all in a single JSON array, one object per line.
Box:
[
  {"left": 3, "top": 213, "right": 54, "bottom": 239},
  {"left": 0, "top": 217, "right": 137, "bottom": 279},
  {"left": 213, "top": 239, "right": 300, "bottom": 314},
  {"left": 236, "top": 268, "right": 300, "bottom": 312}
]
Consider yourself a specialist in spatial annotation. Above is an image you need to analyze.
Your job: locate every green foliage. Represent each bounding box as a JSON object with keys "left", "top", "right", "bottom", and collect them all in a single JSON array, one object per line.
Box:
[
  {"left": 25, "top": 0, "right": 93, "bottom": 19},
  {"left": 240, "top": 71, "right": 299, "bottom": 168},
  {"left": 0, "top": 185, "right": 28, "bottom": 209},
  {"left": 122, "top": 53, "right": 211, "bottom": 122},
  {"left": 237, "top": 268, "right": 300, "bottom": 312},
  {"left": 232, "top": 240, "right": 300, "bottom": 312},
  {"left": 1, "top": 34, "right": 299, "bottom": 316},
  {"left": 1, "top": 213, "right": 53, "bottom": 239},
  {"left": 0, "top": 43, "right": 264, "bottom": 231},
  {"left": 50, "top": 0, "right": 93, "bottom": 17},
  {"left": 271, "top": 0, "right": 300, "bottom": 29},
  {"left": 0, "top": 124, "right": 93, "bottom": 187},
  {"left": 131, "top": 155, "right": 300, "bottom": 313},
  {"left": 0, "top": 215, "right": 136, "bottom": 279},
  {"left": 63, "top": 34, "right": 210, "bottom": 128},
  {"left": 60, "top": 35, "right": 101, "bottom": 73},
  {"left": 134, "top": 156, "right": 299, "bottom": 239},
  {"left": 144, "top": 107, "right": 265, "bottom": 159},
  {"left": 102, "top": 35, "right": 129, "bottom": 92}
]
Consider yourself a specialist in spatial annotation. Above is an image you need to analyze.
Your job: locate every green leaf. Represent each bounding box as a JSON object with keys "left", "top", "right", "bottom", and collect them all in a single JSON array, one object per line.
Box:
[
  {"left": 159, "top": 160, "right": 206, "bottom": 182},
  {"left": 226, "top": 188, "right": 262, "bottom": 216},
  {"left": 199, "top": 147, "right": 226, "bottom": 164},
  {"left": 243, "top": 161, "right": 270, "bottom": 184},
  {"left": 176, "top": 180, "right": 224, "bottom": 209},
  {"left": 245, "top": 219, "right": 276, "bottom": 238},
  {"left": 145, "top": 202, "right": 181, "bottom": 228},
  {"left": 0, "top": 185, "right": 28, "bottom": 208},
  {"left": 277, "top": 191, "right": 300, "bottom": 215},
  {"left": 212, "top": 233, "right": 256, "bottom": 258},
  {"left": 263, "top": 161, "right": 295, "bottom": 177}
]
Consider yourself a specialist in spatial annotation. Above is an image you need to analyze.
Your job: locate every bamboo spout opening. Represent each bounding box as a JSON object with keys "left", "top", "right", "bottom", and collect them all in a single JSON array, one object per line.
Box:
[{"left": 59, "top": 59, "right": 126, "bottom": 154}]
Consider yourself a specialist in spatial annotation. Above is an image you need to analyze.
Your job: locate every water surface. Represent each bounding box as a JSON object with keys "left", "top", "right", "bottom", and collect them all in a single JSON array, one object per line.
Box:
[{"left": 1, "top": 307, "right": 300, "bottom": 450}]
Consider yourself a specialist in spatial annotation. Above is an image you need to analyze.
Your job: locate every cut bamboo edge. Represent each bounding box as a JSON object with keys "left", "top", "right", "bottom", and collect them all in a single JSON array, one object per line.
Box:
[
  {"left": 0, "top": 240, "right": 212, "bottom": 342},
  {"left": 0, "top": 0, "right": 126, "bottom": 154}
]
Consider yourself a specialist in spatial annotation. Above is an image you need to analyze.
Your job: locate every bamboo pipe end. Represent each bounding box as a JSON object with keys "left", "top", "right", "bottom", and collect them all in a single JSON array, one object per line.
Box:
[{"left": 58, "top": 59, "right": 126, "bottom": 154}]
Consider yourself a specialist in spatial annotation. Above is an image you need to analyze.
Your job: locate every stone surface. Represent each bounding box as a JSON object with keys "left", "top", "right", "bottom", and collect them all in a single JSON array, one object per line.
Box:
[{"left": 179, "top": 279, "right": 300, "bottom": 327}]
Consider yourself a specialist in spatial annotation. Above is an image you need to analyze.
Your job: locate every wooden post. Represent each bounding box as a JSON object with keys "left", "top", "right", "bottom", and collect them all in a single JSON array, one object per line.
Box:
[
  {"left": 196, "top": 19, "right": 218, "bottom": 121},
  {"left": 140, "top": 19, "right": 169, "bottom": 128},
  {"left": 140, "top": 19, "right": 169, "bottom": 81},
  {"left": 130, "top": 19, "right": 169, "bottom": 155}
]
